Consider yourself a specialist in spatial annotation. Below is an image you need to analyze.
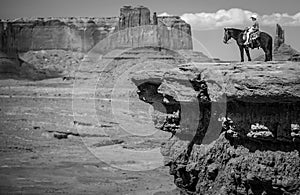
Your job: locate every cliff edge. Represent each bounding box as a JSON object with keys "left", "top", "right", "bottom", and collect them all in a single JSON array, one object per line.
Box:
[{"left": 131, "top": 62, "right": 300, "bottom": 194}]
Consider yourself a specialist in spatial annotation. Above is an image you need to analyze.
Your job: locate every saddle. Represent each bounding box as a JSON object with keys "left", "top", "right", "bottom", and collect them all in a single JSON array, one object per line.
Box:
[
  {"left": 243, "top": 30, "right": 261, "bottom": 49},
  {"left": 250, "top": 31, "right": 260, "bottom": 40}
]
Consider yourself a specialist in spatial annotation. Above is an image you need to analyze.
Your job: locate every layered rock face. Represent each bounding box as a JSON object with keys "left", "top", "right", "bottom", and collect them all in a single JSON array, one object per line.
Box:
[
  {"left": 131, "top": 62, "right": 300, "bottom": 194},
  {"left": 119, "top": 5, "right": 151, "bottom": 30},
  {"left": 0, "top": 17, "right": 119, "bottom": 53},
  {"left": 0, "top": 6, "right": 196, "bottom": 81},
  {"left": 102, "top": 6, "right": 192, "bottom": 52},
  {"left": 157, "top": 16, "right": 193, "bottom": 50},
  {"left": 0, "top": 6, "right": 192, "bottom": 55}
]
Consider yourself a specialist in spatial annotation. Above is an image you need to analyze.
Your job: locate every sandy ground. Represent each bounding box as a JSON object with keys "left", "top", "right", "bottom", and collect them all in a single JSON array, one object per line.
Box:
[{"left": 0, "top": 78, "right": 181, "bottom": 194}]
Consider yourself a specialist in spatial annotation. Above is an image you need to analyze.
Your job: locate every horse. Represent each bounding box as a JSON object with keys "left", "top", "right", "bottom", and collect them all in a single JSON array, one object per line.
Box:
[{"left": 223, "top": 28, "right": 273, "bottom": 62}]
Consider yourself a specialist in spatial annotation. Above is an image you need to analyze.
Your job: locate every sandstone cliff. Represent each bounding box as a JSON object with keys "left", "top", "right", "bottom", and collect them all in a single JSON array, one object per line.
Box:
[
  {"left": 0, "top": 17, "right": 119, "bottom": 53},
  {"left": 0, "top": 6, "right": 192, "bottom": 55},
  {"left": 0, "top": 6, "right": 199, "bottom": 80},
  {"left": 119, "top": 5, "right": 151, "bottom": 30},
  {"left": 131, "top": 62, "right": 300, "bottom": 194}
]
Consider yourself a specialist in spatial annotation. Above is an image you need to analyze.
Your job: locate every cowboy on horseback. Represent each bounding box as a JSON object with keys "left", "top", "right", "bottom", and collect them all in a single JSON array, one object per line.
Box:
[
  {"left": 223, "top": 27, "right": 273, "bottom": 62},
  {"left": 244, "top": 14, "right": 259, "bottom": 45}
]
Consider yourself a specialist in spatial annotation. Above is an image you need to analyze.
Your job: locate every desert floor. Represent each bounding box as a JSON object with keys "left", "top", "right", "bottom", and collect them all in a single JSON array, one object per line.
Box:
[{"left": 0, "top": 77, "right": 181, "bottom": 195}]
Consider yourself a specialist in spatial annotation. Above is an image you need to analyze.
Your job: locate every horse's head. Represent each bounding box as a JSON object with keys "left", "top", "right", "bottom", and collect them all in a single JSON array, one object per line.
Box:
[{"left": 223, "top": 28, "right": 232, "bottom": 44}]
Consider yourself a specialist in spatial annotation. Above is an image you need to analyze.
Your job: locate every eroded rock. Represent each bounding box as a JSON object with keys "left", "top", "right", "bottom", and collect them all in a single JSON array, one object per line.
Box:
[
  {"left": 131, "top": 61, "right": 300, "bottom": 194},
  {"left": 0, "top": 6, "right": 192, "bottom": 57}
]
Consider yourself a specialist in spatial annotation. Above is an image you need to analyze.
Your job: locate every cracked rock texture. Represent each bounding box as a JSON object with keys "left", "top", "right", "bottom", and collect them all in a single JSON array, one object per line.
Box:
[{"left": 131, "top": 61, "right": 300, "bottom": 195}]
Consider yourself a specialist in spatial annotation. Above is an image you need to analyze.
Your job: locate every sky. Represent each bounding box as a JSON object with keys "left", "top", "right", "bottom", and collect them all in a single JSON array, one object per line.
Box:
[{"left": 1, "top": 0, "right": 300, "bottom": 61}]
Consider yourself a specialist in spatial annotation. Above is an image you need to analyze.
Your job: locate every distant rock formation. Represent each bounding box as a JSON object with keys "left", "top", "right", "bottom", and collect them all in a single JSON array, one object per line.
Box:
[
  {"left": 255, "top": 24, "right": 300, "bottom": 61},
  {"left": 119, "top": 5, "right": 151, "bottom": 30},
  {"left": 0, "top": 17, "right": 119, "bottom": 53},
  {"left": 153, "top": 12, "right": 158, "bottom": 25},
  {"left": 0, "top": 6, "right": 193, "bottom": 56},
  {"left": 274, "top": 24, "right": 285, "bottom": 51},
  {"left": 0, "top": 6, "right": 219, "bottom": 80}
]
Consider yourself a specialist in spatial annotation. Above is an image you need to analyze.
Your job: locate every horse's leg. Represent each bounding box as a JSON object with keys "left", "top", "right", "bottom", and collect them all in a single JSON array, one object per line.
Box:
[
  {"left": 268, "top": 39, "right": 273, "bottom": 61},
  {"left": 265, "top": 48, "right": 271, "bottom": 62},
  {"left": 262, "top": 38, "right": 272, "bottom": 62},
  {"left": 245, "top": 47, "right": 251, "bottom": 61},
  {"left": 239, "top": 46, "right": 244, "bottom": 62},
  {"left": 261, "top": 45, "right": 268, "bottom": 62}
]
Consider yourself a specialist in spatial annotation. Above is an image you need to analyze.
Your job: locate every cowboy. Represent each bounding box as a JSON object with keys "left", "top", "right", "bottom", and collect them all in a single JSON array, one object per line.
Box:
[{"left": 244, "top": 14, "right": 259, "bottom": 45}]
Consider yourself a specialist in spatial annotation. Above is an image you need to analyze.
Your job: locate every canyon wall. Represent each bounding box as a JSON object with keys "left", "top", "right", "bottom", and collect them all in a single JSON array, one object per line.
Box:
[
  {"left": 0, "top": 17, "right": 119, "bottom": 53},
  {"left": 0, "top": 5, "right": 192, "bottom": 55},
  {"left": 131, "top": 62, "right": 300, "bottom": 194}
]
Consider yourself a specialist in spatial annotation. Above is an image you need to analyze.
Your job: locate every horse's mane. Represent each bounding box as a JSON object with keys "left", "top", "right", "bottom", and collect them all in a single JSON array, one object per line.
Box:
[
  {"left": 226, "top": 28, "right": 244, "bottom": 39},
  {"left": 227, "top": 28, "right": 243, "bottom": 32}
]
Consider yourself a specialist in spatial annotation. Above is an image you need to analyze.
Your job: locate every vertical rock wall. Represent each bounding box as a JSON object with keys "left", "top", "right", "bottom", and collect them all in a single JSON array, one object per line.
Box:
[
  {"left": 119, "top": 6, "right": 151, "bottom": 30},
  {"left": 274, "top": 24, "right": 285, "bottom": 51},
  {"left": 0, "top": 17, "right": 118, "bottom": 53},
  {"left": 157, "top": 16, "right": 193, "bottom": 50},
  {"left": 0, "top": 6, "right": 193, "bottom": 56},
  {"left": 111, "top": 6, "right": 192, "bottom": 51}
]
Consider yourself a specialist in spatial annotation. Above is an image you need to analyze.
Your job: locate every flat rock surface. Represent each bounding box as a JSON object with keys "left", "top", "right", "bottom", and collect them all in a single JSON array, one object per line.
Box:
[{"left": 132, "top": 61, "right": 300, "bottom": 102}]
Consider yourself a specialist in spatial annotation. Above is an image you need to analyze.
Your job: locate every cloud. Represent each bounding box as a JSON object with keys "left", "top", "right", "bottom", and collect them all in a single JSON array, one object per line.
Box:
[
  {"left": 261, "top": 12, "right": 300, "bottom": 26},
  {"left": 159, "top": 8, "right": 300, "bottom": 30},
  {"left": 158, "top": 12, "right": 172, "bottom": 17},
  {"left": 181, "top": 8, "right": 254, "bottom": 30}
]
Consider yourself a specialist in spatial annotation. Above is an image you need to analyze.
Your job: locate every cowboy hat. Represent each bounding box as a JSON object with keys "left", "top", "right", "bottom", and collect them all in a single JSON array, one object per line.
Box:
[{"left": 250, "top": 14, "right": 257, "bottom": 19}]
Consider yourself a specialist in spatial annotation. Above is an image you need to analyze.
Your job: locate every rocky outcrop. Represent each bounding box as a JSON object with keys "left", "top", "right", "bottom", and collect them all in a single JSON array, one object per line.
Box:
[
  {"left": 0, "top": 17, "right": 119, "bottom": 53},
  {"left": 131, "top": 62, "right": 300, "bottom": 194},
  {"left": 274, "top": 24, "right": 285, "bottom": 51},
  {"left": 157, "top": 16, "right": 193, "bottom": 50},
  {"left": 288, "top": 53, "right": 300, "bottom": 62},
  {"left": 273, "top": 24, "right": 300, "bottom": 61},
  {"left": 119, "top": 5, "right": 151, "bottom": 30},
  {"left": 274, "top": 44, "right": 300, "bottom": 61},
  {"left": 177, "top": 50, "right": 221, "bottom": 63},
  {"left": 0, "top": 50, "right": 84, "bottom": 80},
  {"left": 0, "top": 6, "right": 192, "bottom": 56}
]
